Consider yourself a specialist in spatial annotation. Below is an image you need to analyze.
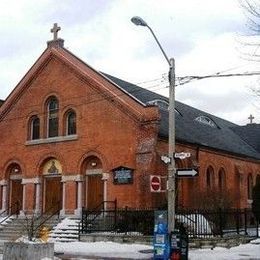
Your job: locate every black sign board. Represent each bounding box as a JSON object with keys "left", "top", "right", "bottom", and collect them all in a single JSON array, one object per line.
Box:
[{"left": 113, "top": 166, "right": 133, "bottom": 184}]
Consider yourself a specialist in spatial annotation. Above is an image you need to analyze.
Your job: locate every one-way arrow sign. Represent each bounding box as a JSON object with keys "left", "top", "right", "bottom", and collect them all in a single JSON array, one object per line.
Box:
[{"left": 177, "top": 168, "right": 198, "bottom": 177}]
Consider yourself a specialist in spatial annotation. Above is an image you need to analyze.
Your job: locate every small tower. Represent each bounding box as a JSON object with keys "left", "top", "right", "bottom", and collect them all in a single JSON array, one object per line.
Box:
[{"left": 47, "top": 23, "right": 64, "bottom": 48}]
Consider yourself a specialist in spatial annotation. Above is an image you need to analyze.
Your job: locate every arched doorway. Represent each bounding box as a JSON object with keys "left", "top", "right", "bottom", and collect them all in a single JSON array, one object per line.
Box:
[
  {"left": 7, "top": 163, "right": 23, "bottom": 214},
  {"left": 42, "top": 159, "right": 62, "bottom": 213},
  {"left": 83, "top": 156, "right": 104, "bottom": 210}
]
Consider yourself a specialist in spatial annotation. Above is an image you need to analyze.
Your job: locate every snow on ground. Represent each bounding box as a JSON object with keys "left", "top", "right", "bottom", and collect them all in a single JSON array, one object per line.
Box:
[
  {"left": 54, "top": 239, "right": 260, "bottom": 259},
  {"left": 55, "top": 241, "right": 153, "bottom": 259}
]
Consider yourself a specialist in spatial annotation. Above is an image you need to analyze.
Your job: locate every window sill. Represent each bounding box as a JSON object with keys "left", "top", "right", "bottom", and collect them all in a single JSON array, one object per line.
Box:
[{"left": 26, "top": 135, "right": 78, "bottom": 146}]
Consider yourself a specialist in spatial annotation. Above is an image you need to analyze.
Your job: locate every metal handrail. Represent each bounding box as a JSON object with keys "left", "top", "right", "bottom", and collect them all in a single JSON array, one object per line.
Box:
[
  {"left": 21, "top": 200, "right": 61, "bottom": 240},
  {"left": 80, "top": 199, "right": 117, "bottom": 233},
  {"left": 0, "top": 201, "right": 20, "bottom": 226},
  {"left": 32, "top": 200, "right": 61, "bottom": 233}
]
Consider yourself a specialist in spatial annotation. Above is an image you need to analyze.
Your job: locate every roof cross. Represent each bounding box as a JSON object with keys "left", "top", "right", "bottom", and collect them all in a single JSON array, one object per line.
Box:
[
  {"left": 50, "top": 23, "right": 61, "bottom": 41},
  {"left": 248, "top": 114, "right": 255, "bottom": 124}
]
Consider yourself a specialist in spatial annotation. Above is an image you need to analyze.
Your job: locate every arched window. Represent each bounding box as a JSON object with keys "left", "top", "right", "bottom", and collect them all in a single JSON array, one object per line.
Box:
[
  {"left": 31, "top": 116, "right": 40, "bottom": 140},
  {"left": 247, "top": 174, "right": 253, "bottom": 200},
  {"left": 195, "top": 116, "right": 218, "bottom": 128},
  {"left": 218, "top": 168, "right": 226, "bottom": 191},
  {"left": 66, "top": 110, "right": 76, "bottom": 135},
  {"left": 47, "top": 97, "right": 59, "bottom": 138},
  {"left": 206, "top": 166, "right": 214, "bottom": 189}
]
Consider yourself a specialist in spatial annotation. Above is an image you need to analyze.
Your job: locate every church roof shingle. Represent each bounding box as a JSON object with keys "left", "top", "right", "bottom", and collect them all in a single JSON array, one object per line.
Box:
[{"left": 103, "top": 73, "right": 260, "bottom": 160}]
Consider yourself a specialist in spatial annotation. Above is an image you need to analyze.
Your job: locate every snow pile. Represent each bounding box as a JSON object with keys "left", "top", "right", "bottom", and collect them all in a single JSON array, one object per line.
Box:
[
  {"left": 176, "top": 214, "right": 212, "bottom": 236},
  {"left": 55, "top": 241, "right": 152, "bottom": 259},
  {"left": 49, "top": 218, "right": 80, "bottom": 242},
  {"left": 0, "top": 215, "right": 14, "bottom": 226}
]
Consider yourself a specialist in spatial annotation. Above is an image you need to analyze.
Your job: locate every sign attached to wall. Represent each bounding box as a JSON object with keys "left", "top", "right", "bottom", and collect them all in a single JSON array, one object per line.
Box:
[
  {"left": 113, "top": 166, "right": 134, "bottom": 184},
  {"left": 150, "top": 175, "right": 161, "bottom": 192}
]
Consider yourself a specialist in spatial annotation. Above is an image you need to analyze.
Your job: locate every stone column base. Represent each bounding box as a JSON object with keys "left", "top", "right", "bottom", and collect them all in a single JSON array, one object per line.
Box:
[
  {"left": 59, "top": 209, "right": 66, "bottom": 217},
  {"left": 74, "top": 208, "right": 82, "bottom": 218}
]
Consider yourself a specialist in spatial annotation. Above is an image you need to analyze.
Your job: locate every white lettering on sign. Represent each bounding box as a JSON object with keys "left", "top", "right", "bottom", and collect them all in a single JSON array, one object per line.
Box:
[
  {"left": 150, "top": 175, "right": 161, "bottom": 192},
  {"left": 174, "top": 152, "right": 191, "bottom": 160}
]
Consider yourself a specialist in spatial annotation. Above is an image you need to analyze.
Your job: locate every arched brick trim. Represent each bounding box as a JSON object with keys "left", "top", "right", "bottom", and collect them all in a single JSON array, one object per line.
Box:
[
  {"left": 218, "top": 167, "right": 226, "bottom": 191},
  {"left": 42, "top": 93, "right": 60, "bottom": 138},
  {"left": 62, "top": 108, "right": 77, "bottom": 136},
  {"left": 256, "top": 174, "right": 260, "bottom": 185},
  {"left": 3, "top": 159, "right": 25, "bottom": 179},
  {"left": 247, "top": 173, "right": 253, "bottom": 200},
  {"left": 78, "top": 150, "right": 108, "bottom": 175},
  {"left": 36, "top": 152, "right": 66, "bottom": 176},
  {"left": 205, "top": 165, "right": 215, "bottom": 190}
]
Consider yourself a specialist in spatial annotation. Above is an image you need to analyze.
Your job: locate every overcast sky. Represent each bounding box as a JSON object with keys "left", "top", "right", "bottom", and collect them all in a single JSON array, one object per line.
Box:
[{"left": 0, "top": 0, "right": 260, "bottom": 125}]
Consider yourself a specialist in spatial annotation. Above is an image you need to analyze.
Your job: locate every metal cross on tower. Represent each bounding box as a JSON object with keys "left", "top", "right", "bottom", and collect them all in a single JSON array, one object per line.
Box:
[
  {"left": 248, "top": 114, "right": 255, "bottom": 124},
  {"left": 51, "top": 23, "right": 61, "bottom": 41}
]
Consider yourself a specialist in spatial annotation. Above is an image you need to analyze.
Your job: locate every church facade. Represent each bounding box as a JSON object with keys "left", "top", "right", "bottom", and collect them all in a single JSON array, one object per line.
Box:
[{"left": 0, "top": 28, "right": 260, "bottom": 217}]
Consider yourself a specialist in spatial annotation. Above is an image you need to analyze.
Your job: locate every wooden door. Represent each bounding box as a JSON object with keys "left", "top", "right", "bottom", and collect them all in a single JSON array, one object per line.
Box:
[
  {"left": 10, "top": 180, "right": 23, "bottom": 214},
  {"left": 45, "top": 177, "right": 62, "bottom": 213},
  {"left": 87, "top": 175, "right": 104, "bottom": 210}
]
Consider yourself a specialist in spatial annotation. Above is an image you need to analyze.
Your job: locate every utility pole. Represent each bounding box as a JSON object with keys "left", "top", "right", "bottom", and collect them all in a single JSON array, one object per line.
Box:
[
  {"left": 168, "top": 58, "right": 176, "bottom": 233},
  {"left": 131, "top": 16, "right": 176, "bottom": 233}
]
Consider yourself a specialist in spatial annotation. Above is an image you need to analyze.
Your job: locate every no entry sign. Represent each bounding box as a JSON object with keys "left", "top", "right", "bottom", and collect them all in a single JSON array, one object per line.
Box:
[{"left": 150, "top": 175, "right": 161, "bottom": 192}]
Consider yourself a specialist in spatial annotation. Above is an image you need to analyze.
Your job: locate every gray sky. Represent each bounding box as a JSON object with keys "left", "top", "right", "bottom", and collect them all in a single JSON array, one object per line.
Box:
[{"left": 0, "top": 0, "right": 259, "bottom": 125}]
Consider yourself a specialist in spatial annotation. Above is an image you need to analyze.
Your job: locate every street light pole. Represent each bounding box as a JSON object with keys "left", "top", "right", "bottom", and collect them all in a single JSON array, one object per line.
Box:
[{"left": 131, "top": 16, "right": 176, "bottom": 233}]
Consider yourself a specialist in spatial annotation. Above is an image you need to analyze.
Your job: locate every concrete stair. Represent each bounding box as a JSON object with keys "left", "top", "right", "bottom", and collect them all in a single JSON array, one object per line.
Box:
[
  {"left": 49, "top": 217, "right": 80, "bottom": 242},
  {"left": 0, "top": 215, "right": 62, "bottom": 253}
]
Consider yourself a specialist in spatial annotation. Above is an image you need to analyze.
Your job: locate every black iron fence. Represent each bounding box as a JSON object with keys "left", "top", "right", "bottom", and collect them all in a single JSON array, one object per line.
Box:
[
  {"left": 79, "top": 206, "right": 260, "bottom": 238},
  {"left": 176, "top": 208, "right": 259, "bottom": 238}
]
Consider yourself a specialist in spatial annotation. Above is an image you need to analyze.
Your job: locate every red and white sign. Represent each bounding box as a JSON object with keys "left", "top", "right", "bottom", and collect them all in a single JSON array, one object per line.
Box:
[{"left": 150, "top": 175, "right": 161, "bottom": 192}]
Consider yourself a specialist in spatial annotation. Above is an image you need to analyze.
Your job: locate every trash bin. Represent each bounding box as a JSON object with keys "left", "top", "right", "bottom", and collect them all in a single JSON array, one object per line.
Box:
[{"left": 169, "top": 223, "right": 188, "bottom": 260}]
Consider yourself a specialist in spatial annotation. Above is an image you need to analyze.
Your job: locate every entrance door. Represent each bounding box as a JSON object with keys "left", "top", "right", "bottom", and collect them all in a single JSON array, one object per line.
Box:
[
  {"left": 45, "top": 177, "right": 62, "bottom": 213},
  {"left": 10, "top": 180, "right": 23, "bottom": 214},
  {"left": 87, "top": 175, "right": 104, "bottom": 210}
]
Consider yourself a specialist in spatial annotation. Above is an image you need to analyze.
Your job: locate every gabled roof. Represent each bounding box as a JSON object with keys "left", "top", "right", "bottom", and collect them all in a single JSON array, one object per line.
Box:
[
  {"left": 104, "top": 73, "right": 260, "bottom": 160},
  {"left": 1, "top": 38, "right": 259, "bottom": 160},
  {"left": 0, "top": 41, "right": 158, "bottom": 123},
  {"left": 231, "top": 124, "right": 260, "bottom": 153},
  {"left": 0, "top": 100, "right": 4, "bottom": 107}
]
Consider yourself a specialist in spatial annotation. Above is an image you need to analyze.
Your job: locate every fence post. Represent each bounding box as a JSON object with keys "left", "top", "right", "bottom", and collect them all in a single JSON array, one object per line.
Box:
[
  {"left": 236, "top": 209, "right": 240, "bottom": 235},
  {"left": 219, "top": 208, "right": 223, "bottom": 238},
  {"left": 257, "top": 219, "right": 259, "bottom": 238},
  {"left": 244, "top": 208, "right": 248, "bottom": 235},
  {"left": 114, "top": 200, "right": 117, "bottom": 232},
  {"left": 124, "top": 206, "right": 128, "bottom": 235}
]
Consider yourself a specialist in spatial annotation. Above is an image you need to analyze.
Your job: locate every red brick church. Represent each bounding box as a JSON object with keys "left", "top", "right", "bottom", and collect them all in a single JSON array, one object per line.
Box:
[{"left": 0, "top": 25, "right": 260, "bottom": 217}]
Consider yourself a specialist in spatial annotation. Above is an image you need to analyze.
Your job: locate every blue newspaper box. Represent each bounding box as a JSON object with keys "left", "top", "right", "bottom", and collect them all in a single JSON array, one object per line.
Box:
[{"left": 153, "top": 211, "right": 169, "bottom": 259}]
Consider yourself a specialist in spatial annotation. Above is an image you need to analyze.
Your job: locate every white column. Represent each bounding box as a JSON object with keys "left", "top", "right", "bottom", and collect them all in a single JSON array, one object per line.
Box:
[
  {"left": 60, "top": 181, "right": 66, "bottom": 217},
  {"left": 102, "top": 173, "right": 109, "bottom": 211},
  {"left": 20, "top": 184, "right": 26, "bottom": 216},
  {"left": 35, "top": 183, "right": 41, "bottom": 215},
  {"left": 2, "top": 184, "right": 7, "bottom": 212},
  {"left": 74, "top": 181, "right": 82, "bottom": 217}
]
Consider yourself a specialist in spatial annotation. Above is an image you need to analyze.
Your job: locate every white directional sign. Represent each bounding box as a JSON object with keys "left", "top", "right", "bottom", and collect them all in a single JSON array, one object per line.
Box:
[
  {"left": 177, "top": 168, "right": 198, "bottom": 177},
  {"left": 174, "top": 152, "right": 191, "bottom": 160}
]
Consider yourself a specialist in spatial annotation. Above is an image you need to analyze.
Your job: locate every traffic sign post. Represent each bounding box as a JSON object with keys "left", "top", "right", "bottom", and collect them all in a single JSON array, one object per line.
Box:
[
  {"left": 150, "top": 175, "right": 161, "bottom": 192},
  {"left": 177, "top": 169, "right": 198, "bottom": 177}
]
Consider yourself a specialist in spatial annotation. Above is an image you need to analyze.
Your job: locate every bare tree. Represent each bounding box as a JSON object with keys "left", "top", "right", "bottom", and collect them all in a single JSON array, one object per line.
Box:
[{"left": 239, "top": 0, "right": 260, "bottom": 60}]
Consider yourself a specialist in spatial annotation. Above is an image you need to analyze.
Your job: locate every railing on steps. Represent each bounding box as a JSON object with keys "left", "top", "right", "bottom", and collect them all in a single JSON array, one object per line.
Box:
[
  {"left": 79, "top": 200, "right": 117, "bottom": 235},
  {"left": 22, "top": 201, "right": 61, "bottom": 241},
  {"left": 0, "top": 201, "right": 20, "bottom": 226}
]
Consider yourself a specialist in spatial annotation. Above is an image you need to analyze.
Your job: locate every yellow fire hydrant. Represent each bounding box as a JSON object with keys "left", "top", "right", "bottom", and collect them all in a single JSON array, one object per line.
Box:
[{"left": 39, "top": 226, "right": 50, "bottom": 242}]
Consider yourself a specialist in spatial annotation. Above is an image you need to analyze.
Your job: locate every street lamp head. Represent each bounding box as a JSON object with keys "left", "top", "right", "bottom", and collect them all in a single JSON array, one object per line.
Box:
[{"left": 131, "top": 16, "right": 148, "bottom": 27}]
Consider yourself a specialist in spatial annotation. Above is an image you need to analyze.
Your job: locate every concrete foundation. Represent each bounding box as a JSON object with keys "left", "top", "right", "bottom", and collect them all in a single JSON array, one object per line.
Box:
[{"left": 3, "top": 242, "right": 54, "bottom": 260}]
